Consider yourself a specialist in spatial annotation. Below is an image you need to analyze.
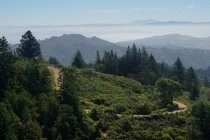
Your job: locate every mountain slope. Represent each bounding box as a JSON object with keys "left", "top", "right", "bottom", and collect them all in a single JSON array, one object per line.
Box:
[
  {"left": 40, "top": 34, "right": 125, "bottom": 65},
  {"left": 11, "top": 34, "right": 210, "bottom": 69},
  {"left": 146, "top": 47, "right": 210, "bottom": 69},
  {"left": 118, "top": 34, "right": 210, "bottom": 49}
]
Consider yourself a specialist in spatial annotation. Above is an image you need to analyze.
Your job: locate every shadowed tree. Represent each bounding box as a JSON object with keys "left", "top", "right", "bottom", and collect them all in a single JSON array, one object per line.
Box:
[
  {"left": 16, "top": 30, "right": 41, "bottom": 60},
  {"left": 72, "top": 50, "right": 85, "bottom": 68},
  {"left": 156, "top": 78, "right": 182, "bottom": 107},
  {"left": 186, "top": 67, "right": 200, "bottom": 100},
  {"left": 0, "top": 37, "right": 15, "bottom": 96},
  {"left": 172, "top": 58, "right": 185, "bottom": 84}
]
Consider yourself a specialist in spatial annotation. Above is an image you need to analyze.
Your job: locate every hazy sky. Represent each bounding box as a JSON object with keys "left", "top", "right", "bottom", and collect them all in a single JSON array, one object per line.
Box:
[{"left": 0, "top": 0, "right": 210, "bottom": 26}]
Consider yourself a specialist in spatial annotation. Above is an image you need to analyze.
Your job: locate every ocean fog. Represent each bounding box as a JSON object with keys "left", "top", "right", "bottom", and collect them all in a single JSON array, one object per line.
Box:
[{"left": 1, "top": 24, "right": 210, "bottom": 44}]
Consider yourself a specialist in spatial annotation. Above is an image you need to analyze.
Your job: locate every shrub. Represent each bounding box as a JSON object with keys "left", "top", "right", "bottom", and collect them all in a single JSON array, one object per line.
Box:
[{"left": 112, "top": 103, "right": 127, "bottom": 114}]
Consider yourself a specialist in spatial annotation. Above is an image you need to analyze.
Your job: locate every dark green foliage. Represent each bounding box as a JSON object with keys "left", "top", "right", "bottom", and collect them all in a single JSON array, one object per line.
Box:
[
  {"left": 96, "top": 45, "right": 160, "bottom": 85},
  {"left": 187, "top": 100, "right": 210, "bottom": 140},
  {"left": 156, "top": 78, "right": 182, "bottom": 106},
  {"left": 59, "top": 68, "right": 90, "bottom": 139},
  {"left": 0, "top": 37, "right": 15, "bottom": 96},
  {"left": 186, "top": 67, "right": 200, "bottom": 100},
  {"left": 0, "top": 102, "right": 20, "bottom": 139},
  {"left": 203, "top": 77, "right": 209, "bottom": 87},
  {"left": 49, "top": 56, "right": 61, "bottom": 66},
  {"left": 120, "top": 119, "right": 132, "bottom": 132},
  {"left": 16, "top": 30, "right": 41, "bottom": 60},
  {"left": 72, "top": 50, "right": 85, "bottom": 68},
  {"left": 53, "top": 105, "right": 77, "bottom": 140},
  {"left": 90, "top": 108, "right": 100, "bottom": 121},
  {"left": 173, "top": 58, "right": 186, "bottom": 84},
  {"left": 134, "top": 101, "right": 153, "bottom": 115},
  {"left": 101, "top": 51, "right": 118, "bottom": 74},
  {"left": 17, "top": 61, "right": 53, "bottom": 96},
  {"left": 95, "top": 50, "right": 101, "bottom": 65}
]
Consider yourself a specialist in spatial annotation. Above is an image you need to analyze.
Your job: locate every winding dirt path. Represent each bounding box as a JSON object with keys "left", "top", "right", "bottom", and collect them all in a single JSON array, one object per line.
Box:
[
  {"left": 117, "top": 101, "right": 188, "bottom": 118},
  {"left": 48, "top": 66, "right": 188, "bottom": 117}
]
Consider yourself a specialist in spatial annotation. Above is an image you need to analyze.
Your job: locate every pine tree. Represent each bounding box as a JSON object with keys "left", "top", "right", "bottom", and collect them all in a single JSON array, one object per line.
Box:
[
  {"left": 102, "top": 51, "right": 118, "bottom": 74},
  {"left": 0, "top": 37, "right": 15, "bottom": 96},
  {"left": 173, "top": 58, "right": 185, "bottom": 84},
  {"left": 16, "top": 30, "right": 41, "bottom": 60},
  {"left": 188, "top": 100, "right": 210, "bottom": 140},
  {"left": 95, "top": 50, "right": 101, "bottom": 65},
  {"left": 72, "top": 50, "right": 85, "bottom": 68},
  {"left": 131, "top": 44, "right": 138, "bottom": 70},
  {"left": 186, "top": 67, "right": 200, "bottom": 100},
  {"left": 49, "top": 56, "right": 60, "bottom": 66}
]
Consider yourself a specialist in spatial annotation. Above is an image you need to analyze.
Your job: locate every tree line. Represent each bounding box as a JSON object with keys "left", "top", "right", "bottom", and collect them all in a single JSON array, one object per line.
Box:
[{"left": 71, "top": 44, "right": 200, "bottom": 101}]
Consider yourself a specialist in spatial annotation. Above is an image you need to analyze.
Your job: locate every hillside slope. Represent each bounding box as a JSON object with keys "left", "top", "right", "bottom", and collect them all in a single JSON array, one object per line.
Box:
[
  {"left": 40, "top": 34, "right": 125, "bottom": 65},
  {"left": 118, "top": 34, "right": 210, "bottom": 49},
  {"left": 72, "top": 69, "right": 188, "bottom": 139}
]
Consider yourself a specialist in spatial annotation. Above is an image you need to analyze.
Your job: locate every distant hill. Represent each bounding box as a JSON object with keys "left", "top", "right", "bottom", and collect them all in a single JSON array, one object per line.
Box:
[
  {"left": 131, "top": 19, "right": 210, "bottom": 25},
  {"left": 146, "top": 47, "right": 210, "bottom": 69},
  {"left": 117, "top": 34, "right": 210, "bottom": 69},
  {"left": 11, "top": 34, "right": 210, "bottom": 69},
  {"left": 39, "top": 34, "right": 125, "bottom": 65},
  {"left": 117, "top": 34, "right": 210, "bottom": 49}
]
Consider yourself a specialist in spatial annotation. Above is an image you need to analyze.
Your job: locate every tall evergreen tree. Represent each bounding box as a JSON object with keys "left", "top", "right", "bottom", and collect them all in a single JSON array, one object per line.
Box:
[
  {"left": 16, "top": 30, "right": 41, "bottom": 60},
  {"left": 0, "top": 37, "right": 15, "bottom": 96},
  {"left": 173, "top": 58, "right": 185, "bottom": 84},
  {"left": 95, "top": 50, "right": 101, "bottom": 65},
  {"left": 186, "top": 67, "right": 200, "bottom": 100},
  {"left": 131, "top": 44, "right": 138, "bottom": 70},
  {"left": 49, "top": 56, "right": 60, "bottom": 66},
  {"left": 188, "top": 100, "right": 210, "bottom": 140},
  {"left": 72, "top": 50, "right": 85, "bottom": 68}
]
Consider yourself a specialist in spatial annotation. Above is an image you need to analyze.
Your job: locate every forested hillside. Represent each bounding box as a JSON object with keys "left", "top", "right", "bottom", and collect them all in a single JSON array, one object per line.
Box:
[{"left": 1, "top": 31, "right": 210, "bottom": 139}]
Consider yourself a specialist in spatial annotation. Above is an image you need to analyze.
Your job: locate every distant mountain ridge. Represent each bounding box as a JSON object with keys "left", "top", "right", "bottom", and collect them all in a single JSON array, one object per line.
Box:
[
  {"left": 39, "top": 34, "right": 125, "bottom": 65},
  {"left": 131, "top": 19, "right": 210, "bottom": 25},
  {"left": 117, "top": 34, "right": 210, "bottom": 50},
  {"left": 11, "top": 34, "right": 210, "bottom": 69}
]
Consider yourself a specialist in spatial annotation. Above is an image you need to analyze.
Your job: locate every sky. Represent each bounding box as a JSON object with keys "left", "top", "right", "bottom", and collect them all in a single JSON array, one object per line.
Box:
[{"left": 0, "top": 0, "right": 210, "bottom": 26}]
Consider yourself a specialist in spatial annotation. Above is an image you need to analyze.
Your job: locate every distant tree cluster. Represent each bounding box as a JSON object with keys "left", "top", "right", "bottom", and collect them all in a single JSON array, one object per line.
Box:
[
  {"left": 95, "top": 44, "right": 159, "bottom": 85},
  {"left": 93, "top": 44, "right": 200, "bottom": 100}
]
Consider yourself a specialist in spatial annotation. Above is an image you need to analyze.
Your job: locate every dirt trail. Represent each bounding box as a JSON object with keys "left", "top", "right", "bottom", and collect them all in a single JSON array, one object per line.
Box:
[
  {"left": 48, "top": 66, "right": 188, "bottom": 117},
  {"left": 48, "top": 66, "right": 60, "bottom": 90},
  {"left": 117, "top": 101, "right": 188, "bottom": 118},
  {"left": 170, "top": 101, "right": 187, "bottom": 114}
]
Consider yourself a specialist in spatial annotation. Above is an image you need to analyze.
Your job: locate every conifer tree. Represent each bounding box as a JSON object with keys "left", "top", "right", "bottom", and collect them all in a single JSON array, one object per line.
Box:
[
  {"left": 49, "top": 56, "right": 60, "bottom": 66},
  {"left": 95, "top": 50, "right": 101, "bottom": 65},
  {"left": 173, "top": 58, "right": 185, "bottom": 84},
  {"left": 16, "top": 30, "right": 41, "bottom": 60},
  {"left": 0, "top": 37, "right": 15, "bottom": 96},
  {"left": 186, "top": 67, "right": 200, "bottom": 100},
  {"left": 72, "top": 50, "right": 85, "bottom": 68}
]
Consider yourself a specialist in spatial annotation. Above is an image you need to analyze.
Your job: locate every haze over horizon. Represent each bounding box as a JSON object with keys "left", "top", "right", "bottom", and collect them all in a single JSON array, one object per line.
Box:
[{"left": 1, "top": 0, "right": 210, "bottom": 43}]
